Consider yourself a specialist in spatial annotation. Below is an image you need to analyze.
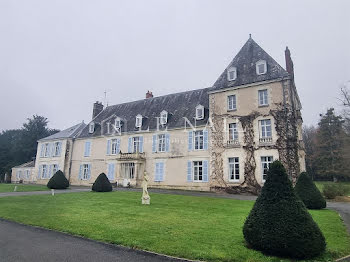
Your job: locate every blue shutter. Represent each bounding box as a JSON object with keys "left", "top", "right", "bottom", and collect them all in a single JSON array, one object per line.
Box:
[
  {"left": 48, "top": 143, "right": 53, "bottom": 157},
  {"left": 152, "top": 135, "right": 157, "bottom": 153},
  {"left": 111, "top": 163, "right": 115, "bottom": 180},
  {"left": 58, "top": 142, "right": 62, "bottom": 156},
  {"left": 159, "top": 162, "right": 164, "bottom": 181},
  {"left": 128, "top": 137, "right": 133, "bottom": 153},
  {"left": 87, "top": 164, "right": 91, "bottom": 180},
  {"left": 165, "top": 134, "right": 170, "bottom": 152},
  {"left": 40, "top": 144, "right": 44, "bottom": 157},
  {"left": 188, "top": 131, "right": 193, "bottom": 151},
  {"left": 107, "top": 163, "right": 115, "bottom": 180},
  {"left": 84, "top": 141, "right": 91, "bottom": 157},
  {"left": 116, "top": 139, "right": 120, "bottom": 154},
  {"left": 203, "top": 129, "right": 208, "bottom": 150},
  {"left": 187, "top": 161, "right": 192, "bottom": 182},
  {"left": 203, "top": 160, "right": 208, "bottom": 182},
  {"left": 106, "top": 140, "right": 111, "bottom": 155},
  {"left": 139, "top": 136, "right": 144, "bottom": 153},
  {"left": 154, "top": 163, "right": 159, "bottom": 181},
  {"left": 79, "top": 165, "right": 83, "bottom": 180},
  {"left": 38, "top": 165, "right": 42, "bottom": 179}
]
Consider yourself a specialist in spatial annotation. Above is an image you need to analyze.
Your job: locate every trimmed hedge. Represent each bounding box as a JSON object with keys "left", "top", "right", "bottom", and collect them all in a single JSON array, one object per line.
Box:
[
  {"left": 295, "top": 172, "right": 326, "bottom": 209},
  {"left": 243, "top": 161, "right": 326, "bottom": 259},
  {"left": 92, "top": 173, "right": 112, "bottom": 192},
  {"left": 47, "top": 170, "right": 69, "bottom": 189}
]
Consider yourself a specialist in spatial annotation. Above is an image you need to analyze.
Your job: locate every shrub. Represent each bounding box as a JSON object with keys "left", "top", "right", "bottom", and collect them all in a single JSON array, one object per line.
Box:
[
  {"left": 294, "top": 172, "right": 326, "bottom": 209},
  {"left": 47, "top": 170, "right": 69, "bottom": 189},
  {"left": 323, "top": 183, "right": 347, "bottom": 199},
  {"left": 92, "top": 173, "right": 112, "bottom": 192},
  {"left": 243, "top": 161, "right": 326, "bottom": 259}
]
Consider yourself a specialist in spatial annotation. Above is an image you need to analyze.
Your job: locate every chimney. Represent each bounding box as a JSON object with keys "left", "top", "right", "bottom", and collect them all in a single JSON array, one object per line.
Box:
[
  {"left": 285, "top": 46, "right": 294, "bottom": 79},
  {"left": 92, "top": 101, "right": 103, "bottom": 119},
  {"left": 146, "top": 90, "right": 153, "bottom": 99}
]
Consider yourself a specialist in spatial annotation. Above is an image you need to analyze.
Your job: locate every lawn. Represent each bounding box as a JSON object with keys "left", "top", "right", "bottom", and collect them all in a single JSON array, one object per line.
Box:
[
  {"left": 0, "top": 183, "right": 49, "bottom": 193},
  {"left": 315, "top": 181, "right": 350, "bottom": 196},
  {"left": 0, "top": 191, "right": 349, "bottom": 262}
]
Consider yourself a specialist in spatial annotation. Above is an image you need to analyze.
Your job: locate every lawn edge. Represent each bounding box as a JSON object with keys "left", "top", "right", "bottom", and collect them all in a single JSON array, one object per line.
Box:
[{"left": 0, "top": 217, "right": 203, "bottom": 262}]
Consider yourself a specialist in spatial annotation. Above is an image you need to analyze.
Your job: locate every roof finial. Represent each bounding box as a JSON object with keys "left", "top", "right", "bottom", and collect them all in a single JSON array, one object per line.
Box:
[{"left": 249, "top": 33, "right": 252, "bottom": 39}]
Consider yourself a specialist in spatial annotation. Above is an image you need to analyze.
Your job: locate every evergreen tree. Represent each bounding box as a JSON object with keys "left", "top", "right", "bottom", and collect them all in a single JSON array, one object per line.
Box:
[
  {"left": 295, "top": 172, "right": 326, "bottom": 209},
  {"left": 315, "top": 108, "right": 346, "bottom": 181},
  {"left": 243, "top": 161, "right": 326, "bottom": 259},
  {"left": 47, "top": 170, "right": 69, "bottom": 189},
  {"left": 92, "top": 173, "right": 113, "bottom": 192}
]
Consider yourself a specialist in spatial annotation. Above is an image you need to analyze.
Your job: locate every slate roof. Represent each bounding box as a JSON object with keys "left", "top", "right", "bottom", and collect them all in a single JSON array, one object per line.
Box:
[
  {"left": 39, "top": 122, "right": 86, "bottom": 141},
  {"left": 13, "top": 160, "right": 35, "bottom": 169},
  {"left": 212, "top": 37, "right": 289, "bottom": 91},
  {"left": 78, "top": 88, "right": 209, "bottom": 138}
]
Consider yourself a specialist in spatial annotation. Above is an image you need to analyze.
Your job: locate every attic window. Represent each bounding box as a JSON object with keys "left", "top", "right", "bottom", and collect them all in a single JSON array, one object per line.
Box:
[
  {"left": 256, "top": 60, "right": 267, "bottom": 75},
  {"left": 227, "top": 66, "right": 237, "bottom": 81},
  {"left": 135, "top": 114, "right": 142, "bottom": 128},
  {"left": 196, "top": 105, "right": 204, "bottom": 120},
  {"left": 114, "top": 117, "right": 121, "bottom": 128},
  {"left": 89, "top": 122, "right": 95, "bottom": 134},
  {"left": 160, "top": 110, "right": 168, "bottom": 125}
]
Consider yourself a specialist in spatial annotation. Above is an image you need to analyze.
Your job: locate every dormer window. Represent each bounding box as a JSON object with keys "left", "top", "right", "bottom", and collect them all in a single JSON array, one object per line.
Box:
[
  {"left": 114, "top": 117, "right": 121, "bottom": 128},
  {"left": 256, "top": 60, "right": 267, "bottom": 75},
  {"left": 89, "top": 122, "right": 95, "bottom": 134},
  {"left": 135, "top": 114, "right": 142, "bottom": 128},
  {"left": 196, "top": 105, "right": 204, "bottom": 120},
  {"left": 227, "top": 66, "right": 237, "bottom": 81},
  {"left": 160, "top": 110, "right": 168, "bottom": 125}
]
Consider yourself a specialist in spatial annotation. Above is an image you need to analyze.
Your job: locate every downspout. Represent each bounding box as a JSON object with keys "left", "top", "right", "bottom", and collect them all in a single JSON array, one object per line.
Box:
[{"left": 67, "top": 138, "right": 75, "bottom": 184}]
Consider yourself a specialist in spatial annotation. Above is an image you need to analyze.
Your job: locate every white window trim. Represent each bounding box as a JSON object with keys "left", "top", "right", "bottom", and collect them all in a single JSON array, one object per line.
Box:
[
  {"left": 114, "top": 117, "right": 121, "bottom": 128},
  {"left": 261, "top": 156, "right": 274, "bottom": 182},
  {"left": 160, "top": 110, "right": 168, "bottom": 125},
  {"left": 89, "top": 122, "right": 95, "bottom": 134},
  {"left": 192, "top": 160, "right": 203, "bottom": 182},
  {"left": 227, "top": 66, "right": 237, "bottom": 81},
  {"left": 194, "top": 130, "right": 204, "bottom": 151},
  {"left": 259, "top": 119, "right": 272, "bottom": 138},
  {"left": 228, "top": 157, "right": 240, "bottom": 182},
  {"left": 256, "top": 60, "right": 267, "bottom": 75},
  {"left": 195, "top": 105, "right": 204, "bottom": 120},
  {"left": 82, "top": 163, "right": 89, "bottom": 180},
  {"left": 132, "top": 136, "right": 141, "bottom": 153},
  {"left": 157, "top": 134, "right": 166, "bottom": 152},
  {"left": 227, "top": 95, "right": 237, "bottom": 111},
  {"left": 258, "top": 89, "right": 269, "bottom": 106},
  {"left": 44, "top": 143, "right": 50, "bottom": 158},
  {"left": 135, "top": 114, "right": 142, "bottom": 128},
  {"left": 228, "top": 122, "right": 239, "bottom": 141}
]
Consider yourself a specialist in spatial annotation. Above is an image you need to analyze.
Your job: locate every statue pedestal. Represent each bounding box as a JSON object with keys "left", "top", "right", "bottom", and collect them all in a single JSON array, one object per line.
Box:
[{"left": 142, "top": 197, "right": 150, "bottom": 205}]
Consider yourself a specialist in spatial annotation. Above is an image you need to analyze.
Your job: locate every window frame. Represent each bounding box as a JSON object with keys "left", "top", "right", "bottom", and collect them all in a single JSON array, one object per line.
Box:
[
  {"left": 258, "top": 89, "right": 269, "bottom": 106},
  {"left": 89, "top": 122, "right": 95, "bottom": 134},
  {"left": 259, "top": 119, "right": 272, "bottom": 139},
  {"left": 132, "top": 136, "right": 141, "bottom": 153},
  {"left": 121, "top": 163, "right": 135, "bottom": 179},
  {"left": 53, "top": 142, "right": 60, "bottom": 157},
  {"left": 82, "top": 164, "right": 89, "bottom": 180},
  {"left": 261, "top": 156, "right": 273, "bottom": 182},
  {"left": 41, "top": 164, "right": 48, "bottom": 179},
  {"left": 195, "top": 105, "right": 204, "bottom": 120},
  {"left": 227, "top": 66, "right": 237, "bottom": 81},
  {"left": 157, "top": 134, "right": 166, "bottom": 152},
  {"left": 135, "top": 114, "right": 142, "bottom": 128},
  {"left": 228, "top": 123, "right": 239, "bottom": 141},
  {"left": 193, "top": 161, "right": 203, "bottom": 182},
  {"left": 111, "top": 139, "right": 118, "bottom": 155},
  {"left": 160, "top": 110, "right": 168, "bottom": 125},
  {"left": 227, "top": 95, "right": 237, "bottom": 111},
  {"left": 228, "top": 157, "right": 240, "bottom": 182},
  {"left": 256, "top": 60, "right": 267, "bottom": 75},
  {"left": 44, "top": 143, "right": 50, "bottom": 157},
  {"left": 194, "top": 130, "right": 204, "bottom": 150},
  {"left": 114, "top": 117, "right": 121, "bottom": 129}
]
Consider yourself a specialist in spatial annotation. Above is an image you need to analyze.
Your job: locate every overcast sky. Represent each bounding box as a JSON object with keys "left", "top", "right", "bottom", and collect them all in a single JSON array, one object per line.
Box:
[{"left": 1, "top": 0, "right": 349, "bottom": 131}]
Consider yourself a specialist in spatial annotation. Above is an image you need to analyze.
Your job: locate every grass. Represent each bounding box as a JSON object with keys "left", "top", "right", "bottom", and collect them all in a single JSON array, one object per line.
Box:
[
  {"left": 0, "top": 191, "right": 349, "bottom": 262},
  {"left": 315, "top": 181, "right": 350, "bottom": 196},
  {"left": 0, "top": 183, "right": 49, "bottom": 193}
]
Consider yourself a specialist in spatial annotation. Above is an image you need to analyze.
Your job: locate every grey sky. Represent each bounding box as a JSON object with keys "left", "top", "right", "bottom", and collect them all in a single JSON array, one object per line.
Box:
[{"left": 1, "top": 0, "right": 349, "bottom": 131}]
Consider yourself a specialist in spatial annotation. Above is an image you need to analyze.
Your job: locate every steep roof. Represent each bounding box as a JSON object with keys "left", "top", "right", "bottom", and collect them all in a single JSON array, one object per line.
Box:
[
  {"left": 78, "top": 88, "right": 209, "bottom": 138},
  {"left": 13, "top": 160, "right": 35, "bottom": 169},
  {"left": 39, "top": 122, "right": 86, "bottom": 141},
  {"left": 212, "top": 37, "right": 289, "bottom": 91}
]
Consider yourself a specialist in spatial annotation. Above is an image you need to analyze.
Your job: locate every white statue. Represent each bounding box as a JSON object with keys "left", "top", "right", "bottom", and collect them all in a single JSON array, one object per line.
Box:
[{"left": 142, "top": 171, "right": 150, "bottom": 205}]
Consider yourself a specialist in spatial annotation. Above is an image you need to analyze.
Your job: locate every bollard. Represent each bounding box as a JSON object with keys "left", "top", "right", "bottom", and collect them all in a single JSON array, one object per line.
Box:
[
  {"left": 51, "top": 189, "right": 55, "bottom": 196},
  {"left": 14, "top": 186, "right": 17, "bottom": 192}
]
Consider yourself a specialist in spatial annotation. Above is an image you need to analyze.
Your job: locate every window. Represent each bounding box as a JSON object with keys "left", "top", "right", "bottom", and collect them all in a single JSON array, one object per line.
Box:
[
  {"left": 114, "top": 117, "right": 121, "bottom": 129},
  {"left": 158, "top": 134, "right": 166, "bottom": 152},
  {"left": 194, "top": 130, "right": 204, "bottom": 150},
  {"left": 89, "top": 122, "right": 95, "bottom": 133},
  {"left": 53, "top": 142, "right": 61, "bottom": 157},
  {"left": 25, "top": 170, "right": 30, "bottom": 179},
  {"left": 44, "top": 143, "right": 50, "bottom": 157},
  {"left": 135, "top": 114, "right": 142, "bottom": 128},
  {"left": 121, "top": 163, "right": 135, "bottom": 179},
  {"left": 18, "top": 170, "right": 22, "bottom": 180},
  {"left": 227, "top": 95, "right": 237, "bottom": 111},
  {"left": 83, "top": 164, "right": 89, "bottom": 180},
  {"left": 258, "top": 89, "right": 268, "bottom": 106},
  {"left": 227, "top": 66, "right": 237, "bottom": 81},
  {"left": 256, "top": 60, "right": 267, "bottom": 75},
  {"left": 133, "top": 137, "right": 141, "bottom": 153},
  {"left": 228, "top": 123, "right": 239, "bottom": 141},
  {"left": 259, "top": 119, "right": 272, "bottom": 138},
  {"left": 229, "top": 157, "right": 240, "bottom": 181},
  {"left": 195, "top": 105, "right": 204, "bottom": 120},
  {"left": 52, "top": 164, "right": 59, "bottom": 175},
  {"left": 261, "top": 156, "right": 273, "bottom": 182},
  {"left": 111, "top": 139, "right": 119, "bottom": 155},
  {"left": 155, "top": 162, "right": 165, "bottom": 182},
  {"left": 193, "top": 161, "right": 203, "bottom": 181},
  {"left": 160, "top": 111, "right": 168, "bottom": 125},
  {"left": 41, "top": 165, "right": 48, "bottom": 179},
  {"left": 84, "top": 141, "right": 91, "bottom": 157}
]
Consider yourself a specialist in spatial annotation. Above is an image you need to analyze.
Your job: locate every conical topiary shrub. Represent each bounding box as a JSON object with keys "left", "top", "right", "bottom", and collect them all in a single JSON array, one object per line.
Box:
[
  {"left": 243, "top": 161, "right": 326, "bottom": 259},
  {"left": 92, "top": 173, "right": 112, "bottom": 192},
  {"left": 47, "top": 170, "right": 69, "bottom": 189},
  {"left": 295, "top": 172, "right": 326, "bottom": 209}
]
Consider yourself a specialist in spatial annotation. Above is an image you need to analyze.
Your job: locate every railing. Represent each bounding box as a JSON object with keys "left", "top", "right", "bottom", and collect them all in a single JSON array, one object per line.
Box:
[
  {"left": 227, "top": 140, "right": 240, "bottom": 147},
  {"left": 118, "top": 152, "right": 145, "bottom": 160},
  {"left": 259, "top": 137, "right": 273, "bottom": 144}
]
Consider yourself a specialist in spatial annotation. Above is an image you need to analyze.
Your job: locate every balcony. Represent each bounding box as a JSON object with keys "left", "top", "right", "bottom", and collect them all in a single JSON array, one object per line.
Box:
[
  {"left": 259, "top": 137, "right": 273, "bottom": 145},
  {"left": 118, "top": 152, "right": 145, "bottom": 160},
  {"left": 227, "top": 140, "right": 240, "bottom": 148}
]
